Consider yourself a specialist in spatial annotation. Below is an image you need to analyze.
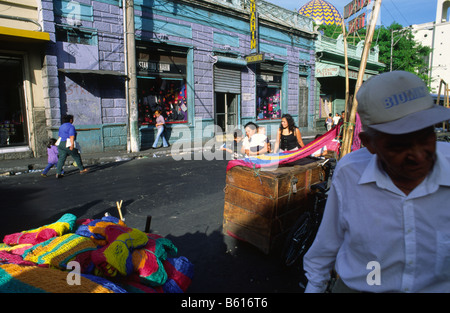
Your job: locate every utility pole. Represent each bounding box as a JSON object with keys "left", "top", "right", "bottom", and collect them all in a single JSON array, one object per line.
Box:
[
  {"left": 125, "top": 0, "right": 139, "bottom": 152},
  {"left": 340, "top": 0, "right": 382, "bottom": 158}
]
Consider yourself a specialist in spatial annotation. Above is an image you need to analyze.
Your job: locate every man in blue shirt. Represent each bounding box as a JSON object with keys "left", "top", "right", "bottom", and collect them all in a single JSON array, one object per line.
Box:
[{"left": 56, "top": 114, "right": 88, "bottom": 178}]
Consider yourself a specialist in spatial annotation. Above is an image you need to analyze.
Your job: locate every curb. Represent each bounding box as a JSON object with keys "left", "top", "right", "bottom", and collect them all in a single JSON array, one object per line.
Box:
[{"left": 0, "top": 146, "right": 207, "bottom": 176}]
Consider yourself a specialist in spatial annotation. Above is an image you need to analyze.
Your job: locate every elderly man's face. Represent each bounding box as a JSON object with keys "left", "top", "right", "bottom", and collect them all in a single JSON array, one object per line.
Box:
[{"left": 361, "top": 127, "right": 437, "bottom": 185}]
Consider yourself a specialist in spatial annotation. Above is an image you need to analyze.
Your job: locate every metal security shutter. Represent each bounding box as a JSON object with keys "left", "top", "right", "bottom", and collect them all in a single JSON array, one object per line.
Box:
[{"left": 214, "top": 65, "right": 241, "bottom": 94}]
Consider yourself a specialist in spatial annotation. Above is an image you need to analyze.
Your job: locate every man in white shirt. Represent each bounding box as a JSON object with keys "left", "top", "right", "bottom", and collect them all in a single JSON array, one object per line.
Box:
[{"left": 303, "top": 71, "right": 450, "bottom": 293}]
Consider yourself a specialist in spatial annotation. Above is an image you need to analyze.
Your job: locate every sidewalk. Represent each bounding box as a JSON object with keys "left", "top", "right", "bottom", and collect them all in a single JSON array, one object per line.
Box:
[
  {"left": 0, "top": 135, "right": 319, "bottom": 176},
  {"left": 0, "top": 146, "right": 192, "bottom": 176}
]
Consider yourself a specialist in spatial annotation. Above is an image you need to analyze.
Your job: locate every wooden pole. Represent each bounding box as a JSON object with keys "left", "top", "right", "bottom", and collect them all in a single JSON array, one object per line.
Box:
[
  {"left": 342, "top": 18, "right": 350, "bottom": 125},
  {"left": 340, "top": 0, "right": 382, "bottom": 158}
]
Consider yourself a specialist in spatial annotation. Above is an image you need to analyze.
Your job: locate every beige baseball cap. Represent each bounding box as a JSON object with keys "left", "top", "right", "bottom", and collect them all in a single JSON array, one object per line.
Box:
[{"left": 356, "top": 71, "right": 450, "bottom": 134}]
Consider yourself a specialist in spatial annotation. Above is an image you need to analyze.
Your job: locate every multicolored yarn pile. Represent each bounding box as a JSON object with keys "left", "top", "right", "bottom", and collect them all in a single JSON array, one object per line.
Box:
[{"left": 0, "top": 213, "right": 194, "bottom": 293}]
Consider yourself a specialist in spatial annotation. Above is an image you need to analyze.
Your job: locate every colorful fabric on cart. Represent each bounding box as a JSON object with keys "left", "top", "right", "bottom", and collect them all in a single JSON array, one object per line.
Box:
[
  {"left": 226, "top": 125, "right": 341, "bottom": 171},
  {"left": 3, "top": 213, "right": 77, "bottom": 246}
]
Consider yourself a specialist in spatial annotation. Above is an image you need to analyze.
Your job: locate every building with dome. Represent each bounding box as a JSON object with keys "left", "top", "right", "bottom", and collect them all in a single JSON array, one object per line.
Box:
[
  {"left": 298, "top": 0, "right": 384, "bottom": 132},
  {"left": 298, "top": 0, "right": 343, "bottom": 26}
]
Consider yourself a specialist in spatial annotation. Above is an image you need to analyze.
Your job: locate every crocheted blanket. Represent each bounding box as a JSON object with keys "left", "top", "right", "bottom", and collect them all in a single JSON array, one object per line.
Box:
[
  {"left": 0, "top": 214, "right": 193, "bottom": 293},
  {"left": 3, "top": 213, "right": 76, "bottom": 246}
]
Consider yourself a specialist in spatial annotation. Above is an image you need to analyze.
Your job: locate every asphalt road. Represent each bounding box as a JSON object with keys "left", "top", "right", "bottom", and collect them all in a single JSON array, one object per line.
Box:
[{"left": 0, "top": 152, "right": 303, "bottom": 293}]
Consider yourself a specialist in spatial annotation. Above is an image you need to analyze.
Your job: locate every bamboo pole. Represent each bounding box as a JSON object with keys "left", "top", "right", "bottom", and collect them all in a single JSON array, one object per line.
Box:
[
  {"left": 342, "top": 17, "right": 350, "bottom": 125},
  {"left": 340, "top": 0, "right": 382, "bottom": 158}
]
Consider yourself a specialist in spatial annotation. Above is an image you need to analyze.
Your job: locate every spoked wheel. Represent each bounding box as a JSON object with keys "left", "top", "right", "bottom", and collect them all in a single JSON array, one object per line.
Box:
[{"left": 282, "top": 212, "right": 315, "bottom": 267}]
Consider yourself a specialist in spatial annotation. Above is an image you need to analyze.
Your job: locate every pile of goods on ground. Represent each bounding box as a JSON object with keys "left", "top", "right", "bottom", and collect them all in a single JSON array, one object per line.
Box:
[{"left": 0, "top": 213, "right": 193, "bottom": 293}]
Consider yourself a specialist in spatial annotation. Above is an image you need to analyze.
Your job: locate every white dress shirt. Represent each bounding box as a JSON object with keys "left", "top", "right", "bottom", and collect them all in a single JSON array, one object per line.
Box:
[{"left": 304, "top": 142, "right": 450, "bottom": 293}]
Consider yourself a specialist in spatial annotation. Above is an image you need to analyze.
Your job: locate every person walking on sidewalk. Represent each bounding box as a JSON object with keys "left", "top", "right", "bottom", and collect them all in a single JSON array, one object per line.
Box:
[
  {"left": 41, "top": 138, "right": 64, "bottom": 177},
  {"left": 152, "top": 110, "right": 169, "bottom": 149},
  {"left": 56, "top": 114, "right": 88, "bottom": 178}
]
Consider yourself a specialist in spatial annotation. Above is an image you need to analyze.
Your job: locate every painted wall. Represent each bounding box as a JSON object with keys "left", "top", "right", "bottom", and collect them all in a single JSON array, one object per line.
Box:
[{"left": 40, "top": 0, "right": 316, "bottom": 153}]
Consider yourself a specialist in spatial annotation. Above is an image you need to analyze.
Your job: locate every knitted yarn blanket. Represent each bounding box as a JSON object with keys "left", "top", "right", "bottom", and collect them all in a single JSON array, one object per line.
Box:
[
  {"left": 76, "top": 216, "right": 127, "bottom": 246},
  {"left": 0, "top": 263, "right": 118, "bottom": 293},
  {"left": 3, "top": 213, "right": 76, "bottom": 246},
  {"left": 90, "top": 224, "right": 148, "bottom": 277},
  {"left": 22, "top": 233, "right": 97, "bottom": 270},
  {"left": 130, "top": 233, "right": 178, "bottom": 286},
  {"left": 0, "top": 214, "right": 194, "bottom": 293}
]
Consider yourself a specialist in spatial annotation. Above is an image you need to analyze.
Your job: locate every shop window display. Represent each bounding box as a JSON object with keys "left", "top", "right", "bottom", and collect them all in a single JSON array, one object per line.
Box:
[
  {"left": 138, "top": 78, "right": 188, "bottom": 125},
  {"left": 256, "top": 86, "right": 281, "bottom": 120}
]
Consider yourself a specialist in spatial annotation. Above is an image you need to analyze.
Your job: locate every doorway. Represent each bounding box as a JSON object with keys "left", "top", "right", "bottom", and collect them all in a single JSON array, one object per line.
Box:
[
  {"left": 215, "top": 92, "right": 239, "bottom": 138},
  {"left": 0, "top": 55, "right": 27, "bottom": 147}
]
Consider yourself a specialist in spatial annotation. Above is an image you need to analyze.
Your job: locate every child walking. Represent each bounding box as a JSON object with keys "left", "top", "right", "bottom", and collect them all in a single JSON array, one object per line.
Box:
[{"left": 41, "top": 138, "right": 63, "bottom": 177}]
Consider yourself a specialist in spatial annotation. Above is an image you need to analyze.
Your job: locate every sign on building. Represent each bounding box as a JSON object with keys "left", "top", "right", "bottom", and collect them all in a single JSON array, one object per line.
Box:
[
  {"left": 249, "top": 0, "right": 258, "bottom": 53},
  {"left": 344, "top": 0, "right": 371, "bottom": 34}
]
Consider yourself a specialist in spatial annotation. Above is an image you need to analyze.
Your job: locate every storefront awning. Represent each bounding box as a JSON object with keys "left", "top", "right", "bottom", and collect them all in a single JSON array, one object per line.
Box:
[
  {"left": 316, "top": 63, "right": 372, "bottom": 81},
  {"left": 214, "top": 55, "right": 247, "bottom": 67},
  {"left": 58, "top": 69, "right": 127, "bottom": 77},
  {"left": 0, "top": 26, "right": 50, "bottom": 42}
]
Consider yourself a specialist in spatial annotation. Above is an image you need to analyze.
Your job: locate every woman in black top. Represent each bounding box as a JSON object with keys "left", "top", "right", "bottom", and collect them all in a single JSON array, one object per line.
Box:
[{"left": 273, "top": 114, "right": 305, "bottom": 152}]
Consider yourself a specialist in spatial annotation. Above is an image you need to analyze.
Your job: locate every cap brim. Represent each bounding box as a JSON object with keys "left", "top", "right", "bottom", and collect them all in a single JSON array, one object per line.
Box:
[{"left": 368, "top": 105, "right": 450, "bottom": 135}]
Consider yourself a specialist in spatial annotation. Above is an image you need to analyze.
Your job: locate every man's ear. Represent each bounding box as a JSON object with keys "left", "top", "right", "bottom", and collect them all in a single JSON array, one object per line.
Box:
[{"left": 359, "top": 132, "right": 376, "bottom": 154}]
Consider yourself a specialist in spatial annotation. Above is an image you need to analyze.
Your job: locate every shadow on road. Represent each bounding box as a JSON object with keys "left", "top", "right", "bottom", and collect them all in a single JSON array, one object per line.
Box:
[{"left": 166, "top": 229, "right": 303, "bottom": 293}]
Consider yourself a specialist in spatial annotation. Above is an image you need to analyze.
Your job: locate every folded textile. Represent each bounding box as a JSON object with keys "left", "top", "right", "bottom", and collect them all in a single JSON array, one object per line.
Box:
[
  {"left": 131, "top": 233, "right": 178, "bottom": 287},
  {"left": 0, "top": 263, "right": 117, "bottom": 293},
  {"left": 0, "top": 251, "right": 36, "bottom": 266},
  {"left": 91, "top": 225, "right": 148, "bottom": 277},
  {"left": 22, "top": 233, "right": 97, "bottom": 270},
  {"left": 162, "top": 257, "right": 194, "bottom": 293},
  {"left": 0, "top": 243, "right": 32, "bottom": 256},
  {"left": 76, "top": 216, "right": 127, "bottom": 246},
  {"left": 3, "top": 213, "right": 77, "bottom": 246}
]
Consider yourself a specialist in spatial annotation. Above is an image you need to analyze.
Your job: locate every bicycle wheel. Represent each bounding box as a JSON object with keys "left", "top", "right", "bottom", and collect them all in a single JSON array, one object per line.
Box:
[{"left": 282, "top": 211, "right": 315, "bottom": 267}]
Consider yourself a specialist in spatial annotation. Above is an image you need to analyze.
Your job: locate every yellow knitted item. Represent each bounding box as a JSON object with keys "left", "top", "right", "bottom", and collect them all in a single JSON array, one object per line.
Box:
[
  {"left": 0, "top": 243, "right": 32, "bottom": 254},
  {"left": 23, "top": 234, "right": 96, "bottom": 269},
  {"left": 93, "top": 226, "right": 148, "bottom": 277},
  {"left": 0, "top": 264, "right": 115, "bottom": 293}
]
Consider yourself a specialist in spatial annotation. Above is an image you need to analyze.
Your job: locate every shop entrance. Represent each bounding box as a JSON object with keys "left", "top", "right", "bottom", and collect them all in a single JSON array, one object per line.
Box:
[
  {"left": 215, "top": 92, "right": 238, "bottom": 135},
  {"left": 0, "top": 55, "right": 27, "bottom": 147}
]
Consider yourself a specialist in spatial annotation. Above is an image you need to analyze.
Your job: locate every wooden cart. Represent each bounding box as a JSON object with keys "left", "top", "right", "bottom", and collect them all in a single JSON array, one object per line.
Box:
[{"left": 223, "top": 158, "right": 326, "bottom": 254}]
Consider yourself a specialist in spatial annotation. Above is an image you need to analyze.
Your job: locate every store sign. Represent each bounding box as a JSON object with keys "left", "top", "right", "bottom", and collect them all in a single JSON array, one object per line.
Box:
[
  {"left": 348, "top": 13, "right": 366, "bottom": 34},
  {"left": 344, "top": 0, "right": 371, "bottom": 19},
  {"left": 316, "top": 64, "right": 340, "bottom": 78},
  {"left": 257, "top": 74, "right": 281, "bottom": 84},
  {"left": 137, "top": 60, "right": 186, "bottom": 76},
  {"left": 245, "top": 53, "right": 265, "bottom": 64},
  {"left": 249, "top": 0, "right": 258, "bottom": 53},
  {"left": 138, "top": 61, "right": 170, "bottom": 72}
]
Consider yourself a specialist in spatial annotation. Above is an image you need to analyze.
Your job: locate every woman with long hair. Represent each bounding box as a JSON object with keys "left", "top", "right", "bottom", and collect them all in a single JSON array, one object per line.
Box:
[{"left": 273, "top": 114, "right": 305, "bottom": 153}]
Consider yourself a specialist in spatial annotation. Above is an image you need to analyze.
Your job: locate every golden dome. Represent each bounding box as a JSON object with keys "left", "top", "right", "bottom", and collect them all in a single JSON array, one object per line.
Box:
[{"left": 298, "top": 0, "right": 343, "bottom": 26}]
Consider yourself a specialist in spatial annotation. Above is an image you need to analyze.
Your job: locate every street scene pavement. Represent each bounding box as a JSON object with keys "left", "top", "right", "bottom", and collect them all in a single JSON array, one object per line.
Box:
[{"left": 0, "top": 149, "right": 304, "bottom": 294}]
